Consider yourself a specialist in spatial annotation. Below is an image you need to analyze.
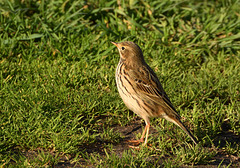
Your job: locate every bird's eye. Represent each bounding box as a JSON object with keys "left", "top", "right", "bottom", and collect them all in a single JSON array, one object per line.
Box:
[{"left": 121, "top": 47, "right": 125, "bottom": 50}]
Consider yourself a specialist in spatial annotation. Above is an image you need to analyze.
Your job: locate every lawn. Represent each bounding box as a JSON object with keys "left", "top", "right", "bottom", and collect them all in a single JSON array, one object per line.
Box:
[{"left": 0, "top": 0, "right": 240, "bottom": 167}]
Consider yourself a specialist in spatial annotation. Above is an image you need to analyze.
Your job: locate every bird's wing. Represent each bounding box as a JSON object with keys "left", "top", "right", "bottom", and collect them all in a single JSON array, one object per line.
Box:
[{"left": 128, "top": 65, "right": 180, "bottom": 118}]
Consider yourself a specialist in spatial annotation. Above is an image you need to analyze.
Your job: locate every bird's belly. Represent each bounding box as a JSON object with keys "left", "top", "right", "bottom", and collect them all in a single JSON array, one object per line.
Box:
[
  {"left": 116, "top": 84, "right": 157, "bottom": 119},
  {"left": 118, "top": 90, "right": 142, "bottom": 115}
]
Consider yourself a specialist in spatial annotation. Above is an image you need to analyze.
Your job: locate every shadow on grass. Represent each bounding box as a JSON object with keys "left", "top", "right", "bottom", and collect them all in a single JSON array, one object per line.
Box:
[{"left": 11, "top": 118, "right": 239, "bottom": 167}]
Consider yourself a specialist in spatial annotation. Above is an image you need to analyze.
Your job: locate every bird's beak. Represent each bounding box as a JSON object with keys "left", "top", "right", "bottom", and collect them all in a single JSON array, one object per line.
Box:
[{"left": 111, "top": 41, "right": 119, "bottom": 48}]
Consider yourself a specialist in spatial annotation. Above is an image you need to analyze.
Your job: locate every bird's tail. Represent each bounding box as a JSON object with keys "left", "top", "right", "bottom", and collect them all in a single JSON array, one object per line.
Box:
[{"left": 163, "top": 115, "right": 198, "bottom": 145}]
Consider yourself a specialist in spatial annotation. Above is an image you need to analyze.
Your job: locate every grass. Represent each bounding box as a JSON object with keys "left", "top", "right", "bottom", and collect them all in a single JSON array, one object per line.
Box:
[{"left": 0, "top": 0, "right": 240, "bottom": 167}]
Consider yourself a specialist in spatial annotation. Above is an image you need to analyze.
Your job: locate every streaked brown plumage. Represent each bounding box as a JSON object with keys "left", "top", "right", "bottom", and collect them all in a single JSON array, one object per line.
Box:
[{"left": 112, "top": 41, "right": 198, "bottom": 145}]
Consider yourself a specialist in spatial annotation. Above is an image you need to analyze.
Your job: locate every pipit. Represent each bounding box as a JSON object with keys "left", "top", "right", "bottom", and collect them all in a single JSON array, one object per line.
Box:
[{"left": 112, "top": 41, "right": 198, "bottom": 146}]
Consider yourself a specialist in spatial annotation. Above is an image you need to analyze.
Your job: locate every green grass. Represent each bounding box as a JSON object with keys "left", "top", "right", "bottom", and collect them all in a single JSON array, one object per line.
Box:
[{"left": 1, "top": 0, "right": 240, "bottom": 167}]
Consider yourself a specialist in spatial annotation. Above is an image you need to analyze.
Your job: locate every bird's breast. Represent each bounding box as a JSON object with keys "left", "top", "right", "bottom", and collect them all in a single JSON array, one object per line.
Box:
[{"left": 115, "top": 62, "right": 160, "bottom": 118}]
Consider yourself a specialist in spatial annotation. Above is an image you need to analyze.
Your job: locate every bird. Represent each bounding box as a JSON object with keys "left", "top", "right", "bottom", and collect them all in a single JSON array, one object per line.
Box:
[{"left": 111, "top": 41, "right": 198, "bottom": 146}]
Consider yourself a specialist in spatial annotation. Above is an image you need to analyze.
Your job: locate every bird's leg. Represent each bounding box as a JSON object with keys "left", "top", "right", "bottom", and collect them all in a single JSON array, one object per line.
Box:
[
  {"left": 139, "top": 124, "right": 148, "bottom": 143},
  {"left": 128, "top": 119, "right": 151, "bottom": 147},
  {"left": 127, "top": 129, "right": 145, "bottom": 144},
  {"left": 128, "top": 124, "right": 150, "bottom": 145},
  {"left": 143, "top": 122, "right": 150, "bottom": 146},
  {"left": 128, "top": 122, "right": 151, "bottom": 149}
]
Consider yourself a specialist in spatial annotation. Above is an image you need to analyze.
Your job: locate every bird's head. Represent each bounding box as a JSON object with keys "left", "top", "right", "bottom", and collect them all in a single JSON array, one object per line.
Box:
[{"left": 111, "top": 41, "right": 145, "bottom": 65}]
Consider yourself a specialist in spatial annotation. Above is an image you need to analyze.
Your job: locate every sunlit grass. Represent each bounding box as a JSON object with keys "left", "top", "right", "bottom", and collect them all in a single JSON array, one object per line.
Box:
[{"left": 1, "top": 0, "right": 239, "bottom": 167}]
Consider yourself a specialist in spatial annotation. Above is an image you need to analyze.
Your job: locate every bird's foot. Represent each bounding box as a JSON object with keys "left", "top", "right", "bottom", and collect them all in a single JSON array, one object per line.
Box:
[
  {"left": 127, "top": 138, "right": 152, "bottom": 148},
  {"left": 127, "top": 138, "right": 144, "bottom": 146}
]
